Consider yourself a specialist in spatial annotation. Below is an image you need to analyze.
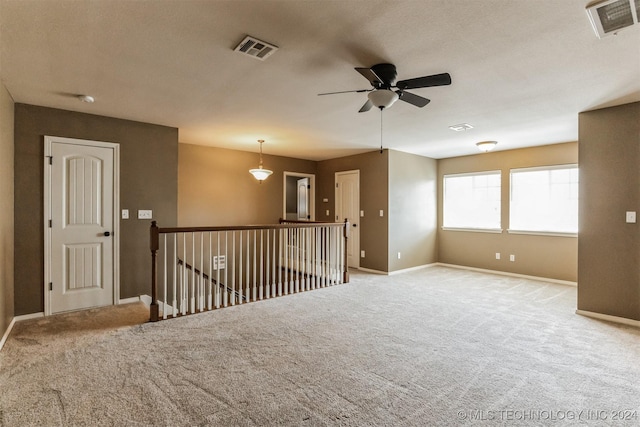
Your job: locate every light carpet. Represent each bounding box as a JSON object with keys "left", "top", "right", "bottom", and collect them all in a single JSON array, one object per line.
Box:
[{"left": 1, "top": 266, "right": 639, "bottom": 426}]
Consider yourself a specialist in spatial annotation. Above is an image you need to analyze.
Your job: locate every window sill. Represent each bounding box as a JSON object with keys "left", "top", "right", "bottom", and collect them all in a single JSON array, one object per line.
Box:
[
  {"left": 507, "top": 229, "right": 577, "bottom": 238},
  {"left": 441, "top": 227, "right": 503, "bottom": 234}
]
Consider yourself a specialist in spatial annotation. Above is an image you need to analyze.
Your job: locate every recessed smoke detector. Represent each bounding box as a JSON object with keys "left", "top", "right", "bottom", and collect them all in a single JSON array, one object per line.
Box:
[
  {"left": 448, "top": 123, "right": 474, "bottom": 132},
  {"left": 586, "top": 0, "right": 639, "bottom": 38},
  {"left": 233, "top": 35, "right": 278, "bottom": 61}
]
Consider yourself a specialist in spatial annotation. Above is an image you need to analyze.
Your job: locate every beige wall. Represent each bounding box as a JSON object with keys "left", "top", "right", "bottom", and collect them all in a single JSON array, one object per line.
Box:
[
  {"left": 0, "top": 82, "right": 14, "bottom": 336},
  {"left": 317, "top": 150, "right": 389, "bottom": 272},
  {"left": 14, "top": 104, "right": 178, "bottom": 315},
  {"left": 578, "top": 102, "right": 640, "bottom": 321},
  {"left": 178, "top": 144, "right": 317, "bottom": 226},
  {"left": 437, "top": 142, "right": 578, "bottom": 282},
  {"left": 388, "top": 150, "right": 437, "bottom": 271}
]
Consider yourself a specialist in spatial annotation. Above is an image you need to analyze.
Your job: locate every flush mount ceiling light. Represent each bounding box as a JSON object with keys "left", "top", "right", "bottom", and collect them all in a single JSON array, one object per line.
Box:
[
  {"left": 249, "top": 139, "right": 273, "bottom": 182},
  {"left": 77, "top": 94, "right": 94, "bottom": 103},
  {"left": 476, "top": 141, "right": 498, "bottom": 152},
  {"left": 586, "top": 0, "right": 640, "bottom": 38},
  {"left": 448, "top": 123, "right": 474, "bottom": 132}
]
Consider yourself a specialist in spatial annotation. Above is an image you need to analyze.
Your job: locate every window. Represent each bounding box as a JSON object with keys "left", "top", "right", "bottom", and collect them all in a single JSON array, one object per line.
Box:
[
  {"left": 509, "top": 165, "right": 579, "bottom": 234},
  {"left": 443, "top": 171, "right": 501, "bottom": 230}
]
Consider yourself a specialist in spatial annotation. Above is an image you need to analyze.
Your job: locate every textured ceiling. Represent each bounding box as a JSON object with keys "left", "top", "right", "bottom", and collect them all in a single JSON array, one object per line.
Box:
[{"left": 1, "top": 0, "right": 639, "bottom": 160}]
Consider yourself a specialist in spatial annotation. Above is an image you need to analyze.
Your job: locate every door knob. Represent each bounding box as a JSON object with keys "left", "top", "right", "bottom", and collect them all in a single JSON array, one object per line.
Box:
[{"left": 104, "top": 231, "right": 111, "bottom": 237}]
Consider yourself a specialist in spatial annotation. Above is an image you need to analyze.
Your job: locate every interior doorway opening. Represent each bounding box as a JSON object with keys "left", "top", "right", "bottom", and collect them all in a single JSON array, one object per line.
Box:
[{"left": 283, "top": 172, "right": 315, "bottom": 221}]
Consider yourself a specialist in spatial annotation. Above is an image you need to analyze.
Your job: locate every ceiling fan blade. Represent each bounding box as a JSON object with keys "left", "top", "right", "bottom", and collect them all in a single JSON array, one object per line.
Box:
[
  {"left": 358, "top": 99, "right": 373, "bottom": 113},
  {"left": 397, "top": 91, "right": 431, "bottom": 108},
  {"left": 355, "top": 67, "right": 384, "bottom": 85},
  {"left": 396, "top": 73, "right": 451, "bottom": 90},
  {"left": 318, "top": 89, "right": 370, "bottom": 96}
]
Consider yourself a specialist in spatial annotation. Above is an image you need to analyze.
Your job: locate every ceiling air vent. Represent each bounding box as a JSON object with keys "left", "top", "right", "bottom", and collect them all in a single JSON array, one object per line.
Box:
[
  {"left": 586, "top": 0, "right": 640, "bottom": 38},
  {"left": 233, "top": 35, "right": 278, "bottom": 61}
]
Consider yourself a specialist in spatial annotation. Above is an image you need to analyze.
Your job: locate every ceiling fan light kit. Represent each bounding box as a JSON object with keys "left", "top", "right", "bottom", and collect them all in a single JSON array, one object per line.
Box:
[
  {"left": 249, "top": 139, "right": 273, "bottom": 182},
  {"left": 476, "top": 141, "right": 498, "bottom": 152},
  {"left": 368, "top": 89, "right": 399, "bottom": 109}
]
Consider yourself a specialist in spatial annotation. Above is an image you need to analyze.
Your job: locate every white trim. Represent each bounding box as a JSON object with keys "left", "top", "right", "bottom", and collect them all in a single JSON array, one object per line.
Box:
[
  {"left": 510, "top": 163, "right": 578, "bottom": 174},
  {"left": 44, "top": 136, "right": 121, "bottom": 316},
  {"left": 0, "top": 318, "right": 16, "bottom": 352},
  {"left": 507, "top": 229, "right": 577, "bottom": 238},
  {"left": 441, "top": 227, "right": 503, "bottom": 234},
  {"left": 436, "top": 263, "right": 577, "bottom": 286},
  {"left": 119, "top": 296, "right": 142, "bottom": 305},
  {"left": 356, "top": 267, "right": 388, "bottom": 275},
  {"left": 283, "top": 171, "right": 316, "bottom": 221},
  {"left": 389, "top": 263, "right": 438, "bottom": 275},
  {"left": 443, "top": 169, "right": 502, "bottom": 179},
  {"left": 576, "top": 310, "right": 640, "bottom": 328},
  {"left": 139, "top": 294, "right": 152, "bottom": 307},
  {"left": 14, "top": 312, "right": 45, "bottom": 321}
]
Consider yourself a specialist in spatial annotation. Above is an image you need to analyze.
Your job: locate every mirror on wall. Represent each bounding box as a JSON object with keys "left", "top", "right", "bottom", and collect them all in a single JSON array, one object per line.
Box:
[{"left": 283, "top": 172, "right": 315, "bottom": 221}]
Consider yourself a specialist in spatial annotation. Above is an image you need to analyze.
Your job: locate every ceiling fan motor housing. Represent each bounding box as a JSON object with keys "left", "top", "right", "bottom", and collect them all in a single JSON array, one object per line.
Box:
[{"left": 370, "top": 63, "right": 397, "bottom": 87}]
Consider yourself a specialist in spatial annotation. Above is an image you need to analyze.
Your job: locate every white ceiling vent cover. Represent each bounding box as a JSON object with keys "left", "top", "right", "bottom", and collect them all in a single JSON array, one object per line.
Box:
[
  {"left": 587, "top": 0, "right": 639, "bottom": 38},
  {"left": 234, "top": 35, "right": 278, "bottom": 60}
]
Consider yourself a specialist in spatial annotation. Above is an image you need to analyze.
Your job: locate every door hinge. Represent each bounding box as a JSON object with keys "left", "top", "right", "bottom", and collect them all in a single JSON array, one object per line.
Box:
[
  {"left": 49, "top": 282, "right": 53, "bottom": 291},
  {"left": 49, "top": 219, "right": 52, "bottom": 228},
  {"left": 307, "top": 184, "right": 311, "bottom": 189},
  {"left": 48, "top": 156, "right": 52, "bottom": 165},
  {"left": 336, "top": 183, "right": 338, "bottom": 188}
]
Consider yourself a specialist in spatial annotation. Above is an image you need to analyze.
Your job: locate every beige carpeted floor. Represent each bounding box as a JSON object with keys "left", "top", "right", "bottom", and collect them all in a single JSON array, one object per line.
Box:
[{"left": 1, "top": 266, "right": 639, "bottom": 426}]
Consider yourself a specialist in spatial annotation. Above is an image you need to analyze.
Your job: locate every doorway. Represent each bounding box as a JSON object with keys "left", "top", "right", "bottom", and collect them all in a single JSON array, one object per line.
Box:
[
  {"left": 283, "top": 172, "right": 315, "bottom": 221},
  {"left": 44, "top": 136, "right": 120, "bottom": 315},
  {"left": 335, "top": 170, "right": 360, "bottom": 268}
]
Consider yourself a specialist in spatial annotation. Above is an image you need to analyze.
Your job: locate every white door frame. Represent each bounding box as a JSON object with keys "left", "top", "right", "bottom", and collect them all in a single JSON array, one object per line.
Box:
[
  {"left": 335, "top": 169, "right": 360, "bottom": 269},
  {"left": 44, "top": 136, "right": 120, "bottom": 316},
  {"left": 283, "top": 171, "right": 315, "bottom": 221}
]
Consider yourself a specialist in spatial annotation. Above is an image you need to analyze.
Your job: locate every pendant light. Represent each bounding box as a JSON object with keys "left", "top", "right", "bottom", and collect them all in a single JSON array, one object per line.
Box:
[{"left": 249, "top": 139, "right": 273, "bottom": 182}]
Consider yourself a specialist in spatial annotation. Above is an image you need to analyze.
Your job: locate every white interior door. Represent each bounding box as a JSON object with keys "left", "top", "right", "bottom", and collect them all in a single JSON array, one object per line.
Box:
[
  {"left": 45, "top": 137, "right": 119, "bottom": 314},
  {"left": 297, "top": 177, "right": 310, "bottom": 220},
  {"left": 335, "top": 170, "right": 360, "bottom": 268}
]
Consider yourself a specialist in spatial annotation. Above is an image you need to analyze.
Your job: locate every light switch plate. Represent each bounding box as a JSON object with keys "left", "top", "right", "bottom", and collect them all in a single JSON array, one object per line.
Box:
[
  {"left": 379, "top": 210, "right": 384, "bottom": 217},
  {"left": 122, "top": 209, "right": 129, "bottom": 219},
  {"left": 360, "top": 210, "right": 364, "bottom": 217},
  {"left": 626, "top": 211, "right": 636, "bottom": 223},
  {"left": 138, "top": 209, "right": 153, "bottom": 219}
]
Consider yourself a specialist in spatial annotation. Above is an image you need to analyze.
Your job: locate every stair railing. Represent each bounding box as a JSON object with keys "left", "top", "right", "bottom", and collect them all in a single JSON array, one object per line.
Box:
[{"left": 150, "top": 220, "right": 349, "bottom": 322}]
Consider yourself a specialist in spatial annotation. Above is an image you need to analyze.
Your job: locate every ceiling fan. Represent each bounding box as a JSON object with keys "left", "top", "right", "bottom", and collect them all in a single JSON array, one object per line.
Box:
[{"left": 318, "top": 63, "right": 452, "bottom": 112}]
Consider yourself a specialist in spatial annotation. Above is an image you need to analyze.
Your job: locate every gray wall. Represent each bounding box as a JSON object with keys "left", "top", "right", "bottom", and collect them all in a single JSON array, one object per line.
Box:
[
  {"left": 437, "top": 142, "right": 578, "bottom": 282},
  {"left": 178, "top": 143, "right": 317, "bottom": 226},
  {"left": 578, "top": 102, "right": 640, "bottom": 321},
  {"left": 14, "top": 104, "right": 178, "bottom": 315},
  {"left": 0, "top": 82, "right": 14, "bottom": 336},
  {"left": 317, "top": 150, "right": 389, "bottom": 272},
  {"left": 388, "top": 150, "right": 437, "bottom": 271}
]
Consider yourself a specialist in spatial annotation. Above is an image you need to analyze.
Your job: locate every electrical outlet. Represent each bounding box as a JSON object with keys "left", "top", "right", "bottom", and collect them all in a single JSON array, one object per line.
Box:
[
  {"left": 495, "top": 252, "right": 500, "bottom": 260},
  {"left": 122, "top": 209, "right": 129, "bottom": 219},
  {"left": 510, "top": 254, "right": 515, "bottom": 262},
  {"left": 326, "top": 210, "right": 330, "bottom": 216},
  {"left": 361, "top": 250, "right": 365, "bottom": 258},
  {"left": 138, "top": 210, "right": 152, "bottom": 219},
  {"left": 397, "top": 252, "right": 401, "bottom": 259}
]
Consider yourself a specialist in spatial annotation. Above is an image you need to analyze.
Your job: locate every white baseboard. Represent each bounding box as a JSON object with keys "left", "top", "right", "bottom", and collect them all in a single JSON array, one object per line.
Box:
[
  {"left": 139, "top": 294, "right": 152, "bottom": 307},
  {"left": 436, "top": 263, "right": 577, "bottom": 287},
  {"left": 118, "top": 296, "right": 142, "bottom": 305},
  {"left": 576, "top": 310, "right": 640, "bottom": 328},
  {"left": 0, "top": 318, "right": 16, "bottom": 352},
  {"left": 356, "top": 267, "right": 388, "bottom": 275},
  {"left": 14, "top": 312, "right": 45, "bottom": 321},
  {"left": 389, "top": 263, "right": 438, "bottom": 276}
]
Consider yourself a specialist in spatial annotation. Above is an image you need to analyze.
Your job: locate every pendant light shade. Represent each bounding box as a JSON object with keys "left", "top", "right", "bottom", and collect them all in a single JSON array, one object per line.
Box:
[{"left": 249, "top": 139, "right": 273, "bottom": 182}]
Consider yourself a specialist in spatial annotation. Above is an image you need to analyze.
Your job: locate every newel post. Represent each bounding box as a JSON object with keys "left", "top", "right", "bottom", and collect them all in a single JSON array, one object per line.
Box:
[
  {"left": 150, "top": 221, "right": 160, "bottom": 322},
  {"left": 343, "top": 218, "right": 350, "bottom": 283}
]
